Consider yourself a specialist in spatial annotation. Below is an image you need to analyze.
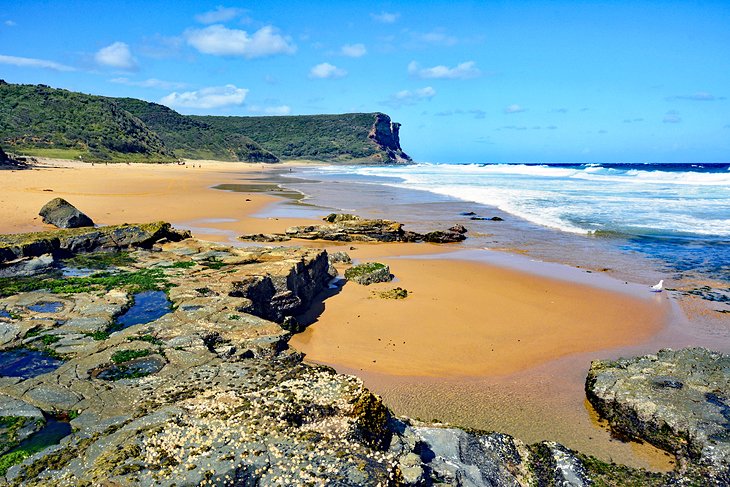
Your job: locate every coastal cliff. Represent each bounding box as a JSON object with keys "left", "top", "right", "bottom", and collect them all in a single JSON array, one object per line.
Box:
[{"left": 0, "top": 81, "right": 411, "bottom": 164}]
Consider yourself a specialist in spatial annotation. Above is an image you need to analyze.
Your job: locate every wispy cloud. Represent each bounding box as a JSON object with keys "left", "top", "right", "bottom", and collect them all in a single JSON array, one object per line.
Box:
[
  {"left": 408, "top": 60, "right": 480, "bottom": 79},
  {"left": 341, "top": 43, "right": 367, "bottom": 58},
  {"left": 407, "top": 29, "right": 458, "bottom": 48},
  {"left": 371, "top": 12, "right": 399, "bottom": 23},
  {"left": 668, "top": 92, "right": 725, "bottom": 101},
  {"left": 195, "top": 6, "right": 247, "bottom": 24},
  {"left": 309, "top": 62, "right": 347, "bottom": 79},
  {"left": 95, "top": 42, "right": 137, "bottom": 70},
  {"left": 384, "top": 86, "right": 436, "bottom": 107},
  {"left": 550, "top": 108, "right": 568, "bottom": 113},
  {"left": 110, "top": 77, "right": 187, "bottom": 90},
  {"left": 247, "top": 105, "right": 291, "bottom": 115},
  {"left": 435, "top": 109, "right": 486, "bottom": 119},
  {"left": 504, "top": 104, "right": 526, "bottom": 114},
  {"left": 4, "top": 20, "right": 16, "bottom": 27},
  {"left": 663, "top": 110, "right": 681, "bottom": 123},
  {"left": 139, "top": 35, "right": 183, "bottom": 59},
  {"left": 622, "top": 117, "right": 644, "bottom": 123},
  {"left": 185, "top": 25, "right": 296, "bottom": 58},
  {"left": 160, "top": 84, "right": 248, "bottom": 109},
  {"left": 0, "top": 53, "right": 75, "bottom": 71}
]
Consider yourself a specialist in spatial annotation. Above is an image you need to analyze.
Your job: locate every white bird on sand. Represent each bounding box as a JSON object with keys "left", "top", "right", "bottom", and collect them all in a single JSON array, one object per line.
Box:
[{"left": 650, "top": 280, "right": 664, "bottom": 292}]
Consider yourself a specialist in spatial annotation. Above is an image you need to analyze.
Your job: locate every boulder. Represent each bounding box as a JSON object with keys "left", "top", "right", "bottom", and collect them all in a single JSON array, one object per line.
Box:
[
  {"left": 344, "top": 262, "right": 392, "bottom": 285},
  {"left": 38, "top": 198, "right": 94, "bottom": 228},
  {"left": 422, "top": 230, "right": 467, "bottom": 243},
  {"left": 586, "top": 347, "right": 730, "bottom": 483},
  {"left": 448, "top": 224, "right": 468, "bottom": 234}
]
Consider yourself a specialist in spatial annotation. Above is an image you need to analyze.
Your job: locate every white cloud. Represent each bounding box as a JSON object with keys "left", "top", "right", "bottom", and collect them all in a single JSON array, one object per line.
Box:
[
  {"left": 371, "top": 12, "right": 399, "bottom": 23},
  {"left": 663, "top": 110, "right": 682, "bottom": 123},
  {"left": 386, "top": 86, "right": 436, "bottom": 107},
  {"left": 309, "top": 62, "right": 347, "bottom": 79},
  {"left": 341, "top": 43, "right": 366, "bottom": 58},
  {"left": 410, "top": 30, "right": 458, "bottom": 47},
  {"left": 670, "top": 92, "right": 725, "bottom": 101},
  {"left": 160, "top": 84, "right": 248, "bottom": 109},
  {"left": 408, "top": 60, "right": 480, "bottom": 79},
  {"left": 110, "top": 77, "right": 187, "bottom": 90},
  {"left": 247, "top": 105, "right": 291, "bottom": 115},
  {"left": 4, "top": 20, "right": 16, "bottom": 27},
  {"left": 195, "top": 6, "right": 246, "bottom": 24},
  {"left": 504, "top": 104, "right": 526, "bottom": 114},
  {"left": 95, "top": 42, "right": 137, "bottom": 70},
  {"left": 0, "top": 53, "right": 75, "bottom": 71},
  {"left": 185, "top": 24, "right": 296, "bottom": 58}
]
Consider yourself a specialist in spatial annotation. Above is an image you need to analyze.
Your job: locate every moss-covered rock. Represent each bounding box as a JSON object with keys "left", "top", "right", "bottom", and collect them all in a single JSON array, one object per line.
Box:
[{"left": 344, "top": 262, "right": 392, "bottom": 285}]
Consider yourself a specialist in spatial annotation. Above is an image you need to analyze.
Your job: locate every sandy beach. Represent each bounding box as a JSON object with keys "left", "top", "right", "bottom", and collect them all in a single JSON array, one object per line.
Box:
[{"left": 0, "top": 159, "right": 679, "bottom": 470}]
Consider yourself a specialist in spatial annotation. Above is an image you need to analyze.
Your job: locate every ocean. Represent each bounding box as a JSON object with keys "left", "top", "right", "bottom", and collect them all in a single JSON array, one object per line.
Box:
[{"left": 285, "top": 162, "right": 730, "bottom": 291}]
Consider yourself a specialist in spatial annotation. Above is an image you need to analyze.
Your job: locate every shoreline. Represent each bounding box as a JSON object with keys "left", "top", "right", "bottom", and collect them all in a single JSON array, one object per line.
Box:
[{"left": 0, "top": 157, "right": 702, "bottom": 471}]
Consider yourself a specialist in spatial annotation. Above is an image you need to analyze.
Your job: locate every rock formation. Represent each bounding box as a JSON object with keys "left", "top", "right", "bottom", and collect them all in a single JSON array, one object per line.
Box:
[
  {"left": 38, "top": 198, "right": 95, "bottom": 229},
  {"left": 587, "top": 347, "right": 730, "bottom": 484},
  {"left": 344, "top": 262, "right": 393, "bottom": 285},
  {"left": 0, "top": 223, "right": 724, "bottom": 485},
  {"left": 368, "top": 113, "right": 411, "bottom": 163},
  {"left": 240, "top": 213, "right": 466, "bottom": 244}
]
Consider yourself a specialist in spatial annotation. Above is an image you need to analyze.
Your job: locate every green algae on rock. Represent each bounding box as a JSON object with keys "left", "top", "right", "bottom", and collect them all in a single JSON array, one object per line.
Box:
[{"left": 344, "top": 262, "right": 392, "bottom": 286}]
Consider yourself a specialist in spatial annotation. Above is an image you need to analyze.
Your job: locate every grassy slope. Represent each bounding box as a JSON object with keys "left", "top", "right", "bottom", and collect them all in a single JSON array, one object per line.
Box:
[
  {"left": 194, "top": 113, "right": 386, "bottom": 161},
  {"left": 113, "top": 98, "right": 278, "bottom": 163},
  {"left": 0, "top": 82, "right": 175, "bottom": 162}
]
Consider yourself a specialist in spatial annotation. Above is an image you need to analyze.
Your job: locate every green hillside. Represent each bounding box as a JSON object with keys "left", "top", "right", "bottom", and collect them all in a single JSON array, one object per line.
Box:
[
  {"left": 195, "top": 113, "right": 391, "bottom": 162},
  {"left": 113, "top": 98, "right": 278, "bottom": 162},
  {"left": 0, "top": 81, "right": 175, "bottom": 162},
  {"left": 0, "top": 81, "right": 410, "bottom": 164}
]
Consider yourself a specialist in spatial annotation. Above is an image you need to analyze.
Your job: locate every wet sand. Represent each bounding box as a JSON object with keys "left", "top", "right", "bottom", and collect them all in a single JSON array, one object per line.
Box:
[{"left": 0, "top": 159, "right": 679, "bottom": 470}]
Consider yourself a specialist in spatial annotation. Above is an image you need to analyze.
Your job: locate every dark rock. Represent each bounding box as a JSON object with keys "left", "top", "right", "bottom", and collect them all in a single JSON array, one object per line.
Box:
[
  {"left": 448, "top": 224, "right": 468, "bottom": 234},
  {"left": 328, "top": 251, "right": 352, "bottom": 264},
  {"left": 0, "top": 222, "right": 191, "bottom": 264},
  {"left": 238, "top": 233, "right": 291, "bottom": 242},
  {"left": 460, "top": 211, "right": 477, "bottom": 216},
  {"left": 586, "top": 347, "right": 730, "bottom": 483},
  {"left": 422, "top": 231, "right": 466, "bottom": 243},
  {"left": 0, "top": 146, "right": 27, "bottom": 170},
  {"left": 367, "top": 113, "right": 411, "bottom": 163},
  {"left": 344, "top": 262, "right": 392, "bottom": 285},
  {"left": 0, "top": 254, "right": 54, "bottom": 278},
  {"left": 38, "top": 198, "right": 94, "bottom": 229},
  {"left": 470, "top": 216, "right": 504, "bottom": 221}
]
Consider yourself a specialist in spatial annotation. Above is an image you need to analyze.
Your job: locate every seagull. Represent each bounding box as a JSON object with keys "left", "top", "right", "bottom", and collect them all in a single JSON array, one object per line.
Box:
[{"left": 650, "top": 280, "right": 664, "bottom": 292}]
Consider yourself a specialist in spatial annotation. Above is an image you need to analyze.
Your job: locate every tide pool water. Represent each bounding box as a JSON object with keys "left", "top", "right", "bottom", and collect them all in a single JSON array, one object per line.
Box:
[{"left": 290, "top": 162, "right": 730, "bottom": 284}]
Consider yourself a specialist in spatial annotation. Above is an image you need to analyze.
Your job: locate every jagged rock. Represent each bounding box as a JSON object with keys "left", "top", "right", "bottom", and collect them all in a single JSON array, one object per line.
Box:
[
  {"left": 423, "top": 230, "right": 467, "bottom": 243},
  {"left": 0, "top": 222, "right": 191, "bottom": 264},
  {"left": 0, "top": 239, "right": 399, "bottom": 485},
  {"left": 0, "top": 254, "right": 54, "bottom": 278},
  {"left": 470, "top": 216, "right": 504, "bottom": 221},
  {"left": 0, "top": 147, "right": 26, "bottom": 170},
  {"left": 449, "top": 224, "right": 468, "bottom": 234},
  {"left": 238, "top": 233, "right": 291, "bottom": 242},
  {"left": 328, "top": 251, "right": 352, "bottom": 264},
  {"left": 368, "top": 113, "right": 411, "bottom": 163},
  {"left": 243, "top": 213, "right": 466, "bottom": 245},
  {"left": 0, "top": 395, "right": 45, "bottom": 455},
  {"left": 344, "top": 262, "right": 392, "bottom": 285},
  {"left": 38, "top": 198, "right": 94, "bottom": 229},
  {"left": 586, "top": 347, "right": 730, "bottom": 483}
]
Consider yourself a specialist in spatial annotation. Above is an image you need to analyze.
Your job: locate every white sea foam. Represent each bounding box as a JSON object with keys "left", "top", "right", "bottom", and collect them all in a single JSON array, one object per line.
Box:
[{"left": 305, "top": 163, "right": 730, "bottom": 237}]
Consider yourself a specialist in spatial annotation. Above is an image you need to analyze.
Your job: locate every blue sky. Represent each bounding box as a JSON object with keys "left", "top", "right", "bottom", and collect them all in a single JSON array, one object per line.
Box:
[{"left": 1, "top": 0, "right": 728, "bottom": 163}]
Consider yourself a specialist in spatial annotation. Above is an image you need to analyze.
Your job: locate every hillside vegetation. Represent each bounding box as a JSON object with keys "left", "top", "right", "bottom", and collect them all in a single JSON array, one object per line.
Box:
[
  {"left": 0, "top": 81, "right": 409, "bottom": 164},
  {"left": 113, "top": 98, "right": 277, "bottom": 162},
  {"left": 0, "top": 82, "right": 175, "bottom": 162},
  {"left": 196, "top": 113, "right": 385, "bottom": 161}
]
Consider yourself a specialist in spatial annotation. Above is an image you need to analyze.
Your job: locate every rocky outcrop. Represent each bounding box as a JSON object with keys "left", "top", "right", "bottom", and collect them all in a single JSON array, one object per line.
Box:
[
  {"left": 586, "top": 348, "right": 730, "bottom": 484},
  {"left": 0, "top": 147, "right": 26, "bottom": 170},
  {"left": 0, "top": 222, "right": 191, "bottom": 265},
  {"left": 344, "top": 262, "right": 392, "bottom": 285},
  {"left": 368, "top": 113, "right": 411, "bottom": 163},
  {"left": 0, "top": 231, "right": 717, "bottom": 485},
  {"left": 240, "top": 213, "right": 466, "bottom": 244},
  {"left": 38, "top": 198, "right": 94, "bottom": 229}
]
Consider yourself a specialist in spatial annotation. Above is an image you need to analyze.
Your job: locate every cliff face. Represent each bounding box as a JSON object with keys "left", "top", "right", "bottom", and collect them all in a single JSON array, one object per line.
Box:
[{"left": 368, "top": 113, "right": 411, "bottom": 163}]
